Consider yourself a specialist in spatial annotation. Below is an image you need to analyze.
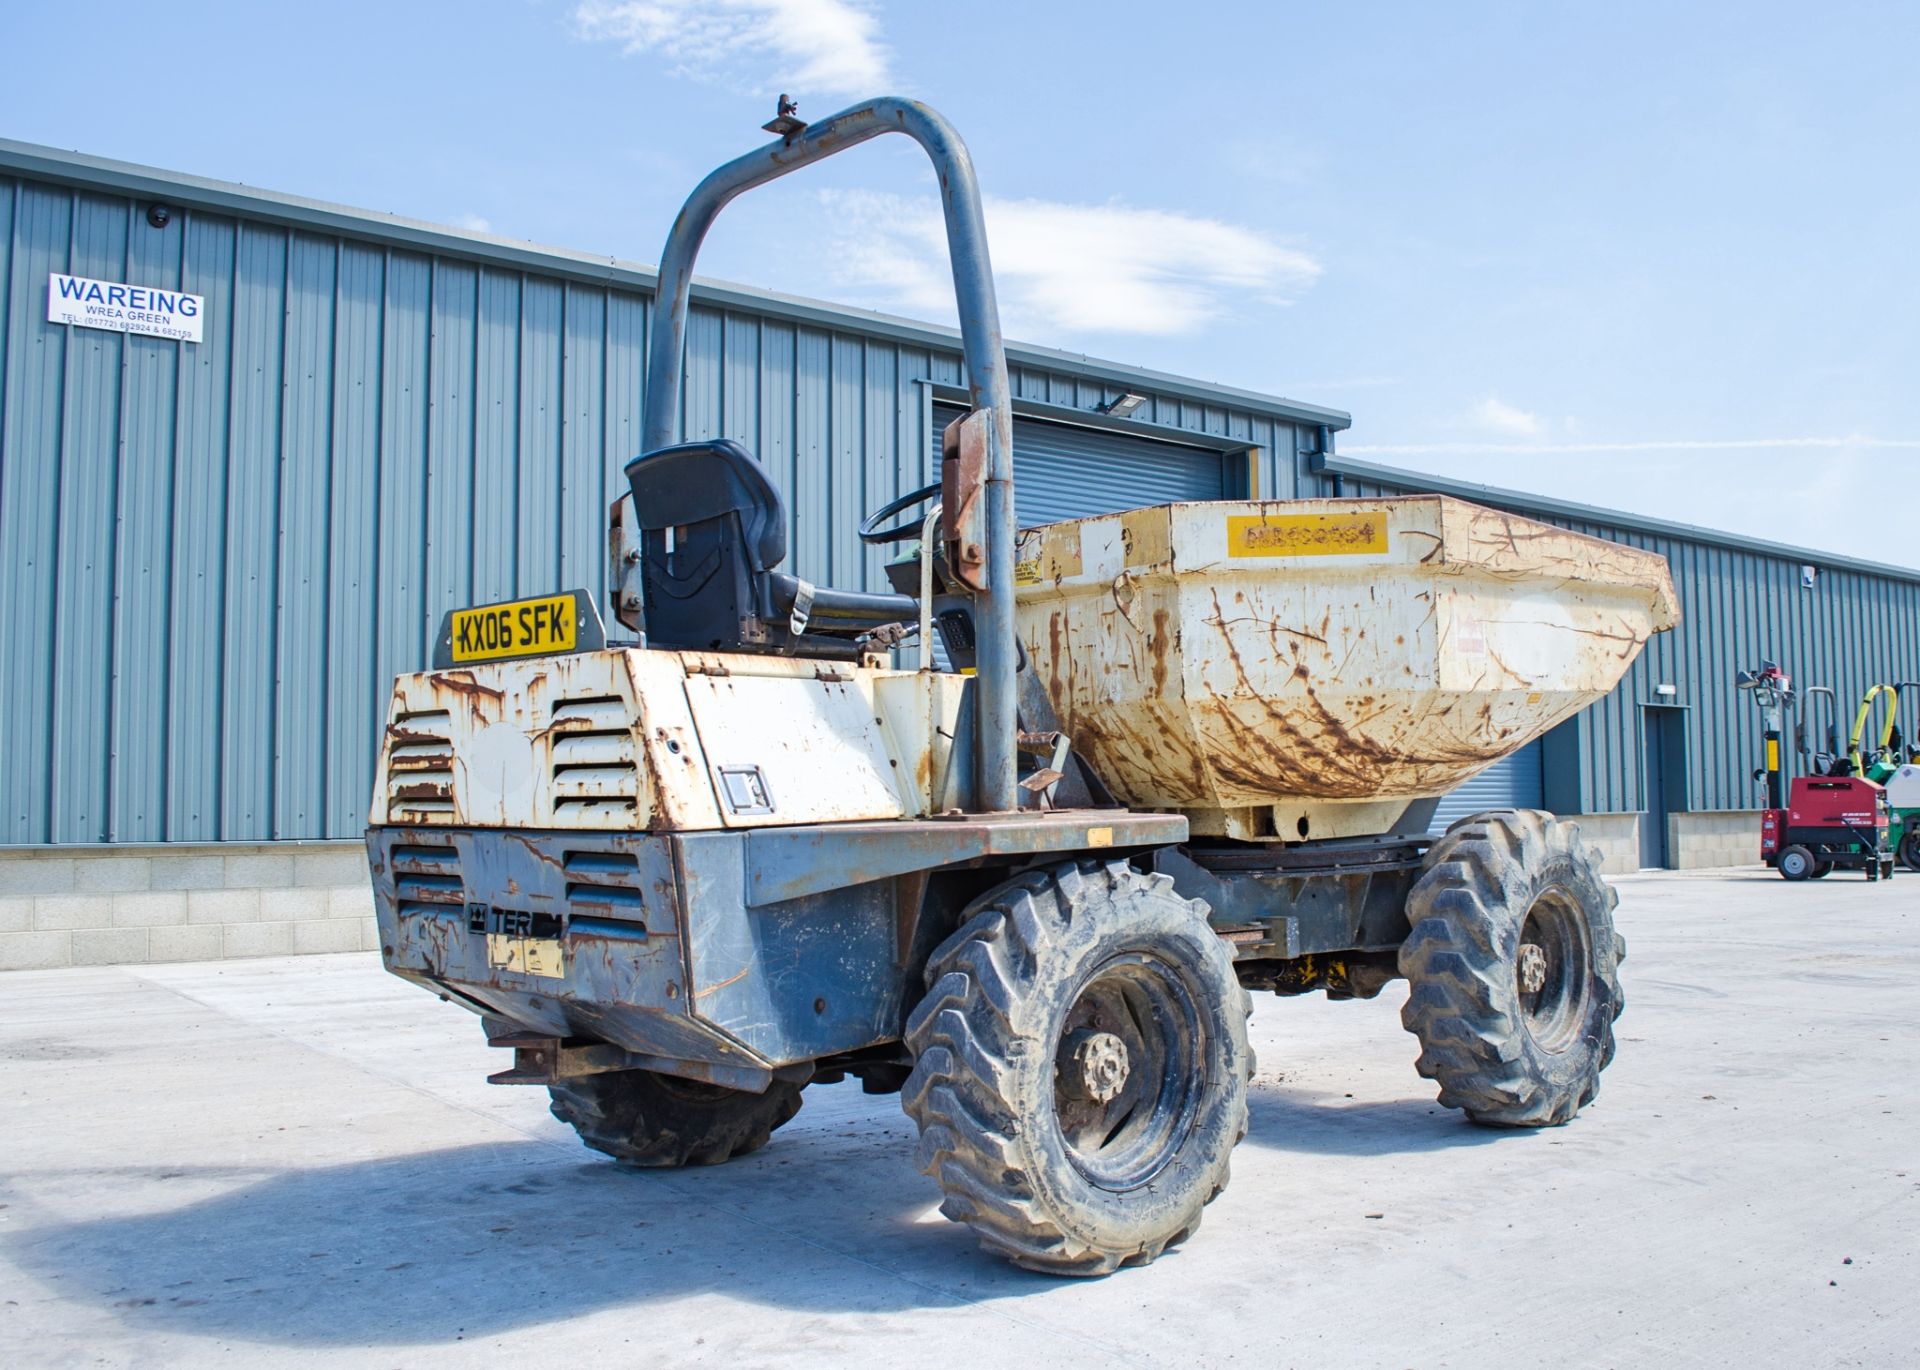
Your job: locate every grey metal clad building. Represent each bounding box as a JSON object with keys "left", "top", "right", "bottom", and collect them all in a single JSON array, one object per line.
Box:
[{"left": 2, "top": 137, "right": 1916, "bottom": 968}]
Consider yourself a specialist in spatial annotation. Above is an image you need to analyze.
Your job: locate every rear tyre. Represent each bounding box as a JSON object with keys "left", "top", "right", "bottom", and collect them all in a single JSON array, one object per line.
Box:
[
  {"left": 1399, "top": 809, "right": 1624, "bottom": 1128},
  {"left": 901, "top": 860, "right": 1251, "bottom": 1276},
  {"left": 548, "top": 1069, "right": 805, "bottom": 1167},
  {"left": 1898, "top": 829, "right": 1920, "bottom": 873},
  {"left": 1777, "top": 845, "right": 1816, "bottom": 882}
]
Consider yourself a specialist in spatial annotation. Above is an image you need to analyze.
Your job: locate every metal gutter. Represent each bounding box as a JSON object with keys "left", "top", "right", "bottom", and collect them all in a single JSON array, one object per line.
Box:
[
  {"left": 0, "top": 136, "right": 1352, "bottom": 433},
  {"left": 925, "top": 383, "right": 1257, "bottom": 451},
  {"left": 1312, "top": 454, "right": 1920, "bottom": 584}
]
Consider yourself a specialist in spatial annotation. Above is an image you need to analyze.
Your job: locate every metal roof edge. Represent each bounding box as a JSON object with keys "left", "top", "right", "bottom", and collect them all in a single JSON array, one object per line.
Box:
[
  {"left": 1312, "top": 454, "right": 1920, "bottom": 584},
  {"left": 0, "top": 137, "right": 1352, "bottom": 433}
]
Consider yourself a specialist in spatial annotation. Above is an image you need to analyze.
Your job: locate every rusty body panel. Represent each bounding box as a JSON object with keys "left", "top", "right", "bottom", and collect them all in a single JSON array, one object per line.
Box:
[
  {"left": 369, "top": 648, "right": 970, "bottom": 833},
  {"left": 364, "top": 493, "right": 1673, "bottom": 1092},
  {"left": 367, "top": 810, "right": 1186, "bottom": 1088},
  {"left": 1015, "top": 496, "right": 1679, "bottom": 840}
]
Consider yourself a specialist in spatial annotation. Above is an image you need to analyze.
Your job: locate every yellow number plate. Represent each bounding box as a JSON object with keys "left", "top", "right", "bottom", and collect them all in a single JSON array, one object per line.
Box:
[
  {"left": 1226, "top": 511, "right": 1388, "bottom": 558},
  {"left": 449, "top": 594, "right": 577, "bottom": 664}
]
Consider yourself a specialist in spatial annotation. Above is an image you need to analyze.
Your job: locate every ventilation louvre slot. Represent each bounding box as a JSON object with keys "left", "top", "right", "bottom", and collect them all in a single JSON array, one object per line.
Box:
[
  {"left": 390, "top": 843, "right": 459, "bottom": 875},
  {"left": 562, "top": 849, "right": 644, "bottom": 917},
  {"left": 550, "top": 696, "right": 639, "bottom": 822},
  {"left": 396, "top": 872, "right": 464, "bottom": 905},
  {"left": 386, "top": 709, "right": 455, "bottom": 823}
]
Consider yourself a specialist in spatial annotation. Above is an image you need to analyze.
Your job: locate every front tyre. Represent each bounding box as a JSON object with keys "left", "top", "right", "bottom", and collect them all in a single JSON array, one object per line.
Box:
[
  {"left": 1399, "top": 810, "right": 1624, "bottom": 1128},
  {"left": 901, "top": 860, "right": 1251, "bottom": 1276},
  {"left": 1898, "top": 828, "right": 1920, "bottom": 873}
]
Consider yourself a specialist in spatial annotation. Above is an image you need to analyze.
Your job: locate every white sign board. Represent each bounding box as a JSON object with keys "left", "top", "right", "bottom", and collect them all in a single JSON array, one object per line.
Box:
[{"left": 47, "top": 273, "right": 203, "bottom": 343}]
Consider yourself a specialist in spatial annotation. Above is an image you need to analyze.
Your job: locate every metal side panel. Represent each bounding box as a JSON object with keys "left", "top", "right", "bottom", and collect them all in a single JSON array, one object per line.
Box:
[
  {"left": 674, "top": 831, "right": 904, "bottom": 1065},
  {"left": 743, "top": 809, "right": 1191, "bottom": 907},
  {"left": 683, "top": 671, "right": 912, "bottom": 827}
]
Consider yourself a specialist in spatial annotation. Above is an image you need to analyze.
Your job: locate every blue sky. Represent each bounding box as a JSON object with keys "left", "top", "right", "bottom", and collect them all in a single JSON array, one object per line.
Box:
[{"left": 5, "top": 1, "right": 1917, "bottom": 565}]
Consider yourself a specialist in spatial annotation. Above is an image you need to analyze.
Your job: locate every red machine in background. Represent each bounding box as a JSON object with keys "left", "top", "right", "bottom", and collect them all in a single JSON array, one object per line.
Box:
[{"left": 1739, "top": 663, "right": 1896, "bottom": 881}]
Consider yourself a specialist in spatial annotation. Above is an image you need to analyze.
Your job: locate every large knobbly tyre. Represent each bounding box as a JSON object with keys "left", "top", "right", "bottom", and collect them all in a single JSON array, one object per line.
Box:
[
  {"left": 1399, "top": 809, "right": 1624, "bottom": 1128},
  {"left": 548, "top": 1069, "right": 805, "bottom": 1167},
  {"left": 901, "top": 860, "right": 1251, "bottom": 1277}
]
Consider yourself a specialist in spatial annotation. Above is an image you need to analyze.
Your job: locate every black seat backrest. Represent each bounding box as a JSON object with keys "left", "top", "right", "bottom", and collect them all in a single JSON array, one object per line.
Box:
[
  {"left": 626, "top": 439, "right": 918, "bottom": 659},
  {"left": 626, "top": 440, "right": 787, "bottom": 652}
]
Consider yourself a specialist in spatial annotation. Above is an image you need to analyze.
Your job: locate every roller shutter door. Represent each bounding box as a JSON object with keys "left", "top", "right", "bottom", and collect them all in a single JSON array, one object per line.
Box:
[
  {"left": 1428, "top": 739, "right": 1546, "bottom": 835},
  {"left": 935, "top": 405, "right": 1226, "bottom": 526}
]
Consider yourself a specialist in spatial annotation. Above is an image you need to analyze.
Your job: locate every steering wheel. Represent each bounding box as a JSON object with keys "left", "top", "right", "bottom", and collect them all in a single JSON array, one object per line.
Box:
[{"left": 858, "top": 481, "right": 941, "bottom": 545}]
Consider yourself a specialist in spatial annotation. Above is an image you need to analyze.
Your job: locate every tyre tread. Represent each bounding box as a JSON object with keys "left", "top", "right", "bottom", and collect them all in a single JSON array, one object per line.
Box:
[
  {"left": 901, "top": 859, "right": 1248, "bottom": 1276},
  {"left": 1398, "top": 808, "right": 1624, "bottom": 1128}
]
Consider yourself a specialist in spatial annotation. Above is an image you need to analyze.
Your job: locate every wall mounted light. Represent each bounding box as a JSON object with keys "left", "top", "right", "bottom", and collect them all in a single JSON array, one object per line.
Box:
[
  {"left": 1655, "top": 683, "right": 1677, "bottom": 698},
  {"left": 1099, "top": 392, "right": 1147, "bottom": 418}
]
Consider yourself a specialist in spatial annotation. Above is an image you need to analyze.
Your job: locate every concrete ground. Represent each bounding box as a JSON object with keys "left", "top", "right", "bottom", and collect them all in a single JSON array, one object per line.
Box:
[{"left": 1, "top": 869, "right": 1914, "bottom": 1369}]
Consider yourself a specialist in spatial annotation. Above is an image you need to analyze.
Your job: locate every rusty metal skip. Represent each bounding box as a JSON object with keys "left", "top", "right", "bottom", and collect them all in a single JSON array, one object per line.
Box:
[{"left": 364, "top": 95, "right": 1678, "bottom": 1278}]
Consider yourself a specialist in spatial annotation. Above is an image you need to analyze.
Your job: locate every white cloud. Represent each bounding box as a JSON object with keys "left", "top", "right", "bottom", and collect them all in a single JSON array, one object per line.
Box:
[
  {"left": 453, "top": 213, "right": 492, "bottom": 234},
  {"left": 573, "top": 0, "right": 890, "bottom": 97},
  {"left": 1470, "top": 396, "right": 1545, "bottom": 438},
  {"left": 818, "top": 190, "right": 1322, "bottom": 338}
]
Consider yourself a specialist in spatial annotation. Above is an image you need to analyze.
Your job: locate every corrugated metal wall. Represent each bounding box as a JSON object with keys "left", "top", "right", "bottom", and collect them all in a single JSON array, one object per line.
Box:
[
  {"left": 1319, "top": 472, "right": 1920, "bottom": 816},
  {"left": 933, "top": 403, "right": 1230, "bottom": 525},
  {"left": 0, "top": 168, "right": 1319, "bottom": 845},
  {"left": 1429, "top": 739, "right": 1544, "bottom": 834}
]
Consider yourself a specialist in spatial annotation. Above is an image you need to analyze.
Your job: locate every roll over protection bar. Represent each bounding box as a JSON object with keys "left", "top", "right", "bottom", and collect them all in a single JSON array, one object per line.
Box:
[{"left": 640, "top": 97, "right": 1019, "bottom": 813}]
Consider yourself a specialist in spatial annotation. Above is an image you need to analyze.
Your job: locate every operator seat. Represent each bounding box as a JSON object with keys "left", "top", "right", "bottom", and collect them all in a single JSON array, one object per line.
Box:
[{"left": 625, "top": 440, "right": 916, "bottom": 659}]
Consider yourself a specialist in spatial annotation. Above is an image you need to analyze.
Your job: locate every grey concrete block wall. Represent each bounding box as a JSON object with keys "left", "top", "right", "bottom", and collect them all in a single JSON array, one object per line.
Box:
[
  {"left": 1568, "top": 812, "right": 1642, "bottom": 874},
  {"left": 0, "top": 843, "right": 375, "bottom": 971},
  {"left": 0, "top": 816, "right": 1772, "bottom": 972},
  {"left": 1671, "top": 811, "right": 1765, "bottom": 871}
]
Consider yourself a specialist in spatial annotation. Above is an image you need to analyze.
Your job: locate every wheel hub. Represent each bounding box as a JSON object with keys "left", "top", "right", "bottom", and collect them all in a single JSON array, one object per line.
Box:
[
  {"left": 1059, "top": 1028, "right": 1131, "bottom": 1103},
  {"left": 1516, "top": 889, "right": 1594, "bottom": 1055},
  {"left": 1050, "top": 952, "right": 1206, "bottom": 1192},
  {"left": 1516, "top": 942, "right": 1549, "bottom": 995}
]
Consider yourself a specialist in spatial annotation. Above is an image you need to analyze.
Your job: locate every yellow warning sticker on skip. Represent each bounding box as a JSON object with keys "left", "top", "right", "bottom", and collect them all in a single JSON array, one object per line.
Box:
[{"left": 1226, "top": 511, "right": 1388, "bottom": 558}]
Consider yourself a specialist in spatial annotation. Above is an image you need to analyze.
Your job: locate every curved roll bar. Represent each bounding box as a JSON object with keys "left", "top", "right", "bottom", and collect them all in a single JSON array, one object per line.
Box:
[
  {"left": 1849, "top": 683, "right": 1898, "bottom": 774},
  {"left": 1898, "top": 682, "right": 1920, "bottom": 762},
  {"left": 1797, "top": 684, "right": 1842, "bottom": 775},
  {"left": 641, "top": 97, "right": 1019, "bottom": 813}
]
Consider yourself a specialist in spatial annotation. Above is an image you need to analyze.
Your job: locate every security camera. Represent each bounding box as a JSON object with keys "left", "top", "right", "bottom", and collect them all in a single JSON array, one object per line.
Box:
[{"left": 146, "top": 203, "right": 172, "bottom": 230}]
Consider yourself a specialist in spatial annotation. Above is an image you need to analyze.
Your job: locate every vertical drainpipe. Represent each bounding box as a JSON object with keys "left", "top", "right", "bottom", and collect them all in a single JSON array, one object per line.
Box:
[{"left": 1318, "top": 425, "right": 1344, "bottom": 497}]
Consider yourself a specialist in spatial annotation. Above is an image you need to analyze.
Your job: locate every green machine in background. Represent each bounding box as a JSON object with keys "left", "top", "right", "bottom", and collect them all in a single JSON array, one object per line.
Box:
[{"left": 1848, "top": 682, "right": 1920, "bottom": 871}]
